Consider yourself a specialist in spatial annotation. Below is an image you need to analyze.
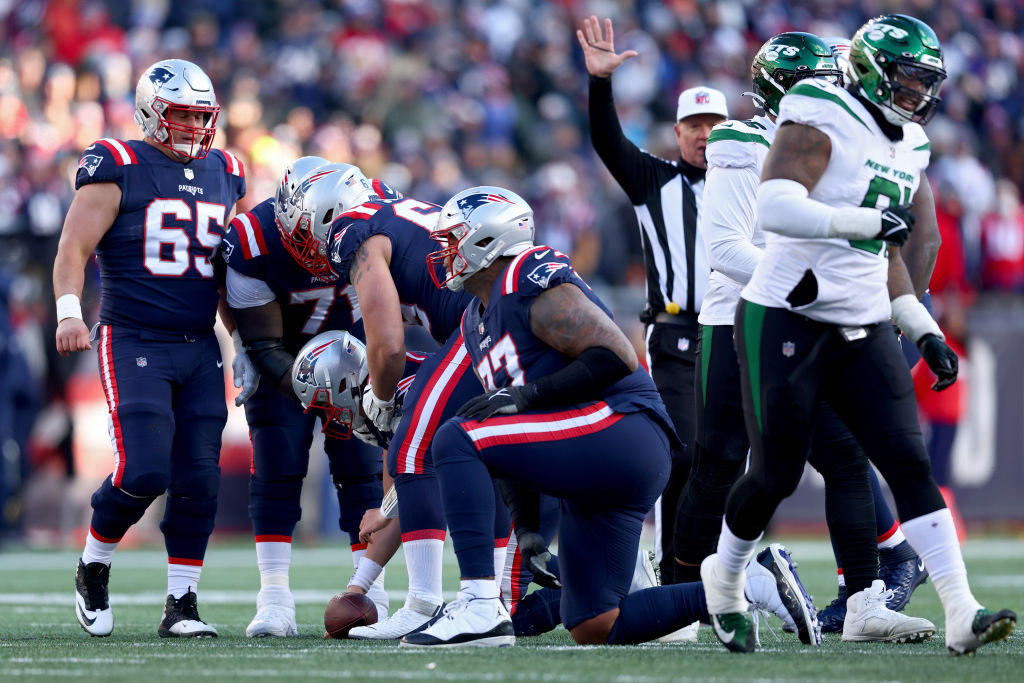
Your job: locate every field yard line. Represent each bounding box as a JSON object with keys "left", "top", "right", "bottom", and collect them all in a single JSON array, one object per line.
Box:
[{"left": 0, "top": 589, "right": 454, "bottom": 605}]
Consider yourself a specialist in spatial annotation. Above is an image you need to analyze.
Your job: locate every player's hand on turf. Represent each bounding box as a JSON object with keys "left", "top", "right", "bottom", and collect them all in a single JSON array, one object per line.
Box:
[
  {"left": 55, "top": 318, "right": 91, "bottom": 357},
  {"left": 878, "top": 204, "right": 915, "bottom": 246},
  {"left": 456, "top": 386, "right": 534, "bottom": 422},
  {"left": 517, "top": 531, "right": 561, "bottom": 589},
  {"left": 231, "top": 350, "right": 260, "bottom": 406},
  {"left": 576, "top": 16, "right": 638, "bottom": 79},
  {"left": 359, "top": 508, "right": 391, "bottom": 544},
  {"left": 917, "top": 333, "right": 958, "bottom": 391}
]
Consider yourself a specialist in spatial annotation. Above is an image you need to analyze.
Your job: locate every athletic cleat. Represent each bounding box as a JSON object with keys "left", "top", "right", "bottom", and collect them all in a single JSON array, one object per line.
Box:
[
  {"left": 629, "top": 548, "right": 659, "bottom": 593},
  {"left": 246, "top": 586, "right": 298, "bottom": 637},
  {"left": 658, "top": 621, "right": 700, "bottom": 643},
  {"left": 879, "top": 550, "right": 928, "bottom": 612},
  {"left": 75, "top": 559, "right": 113, "bottom": 637},
  {"left": 946, "top": 608, "right": 1016, "bottom": 656},
  {"left": 701, "top": 554, "right": 754, "bottom": 652},
  {"left": 401, "top": 594, "right": 514, "bottom": 648},
  {"left": 816, "top": 586, "right": 848, "bottom": 633},
  {"left": 349, "top": 595, "right": 442, "bottom": 640},
  {"left": 366, "top": 569, "right": 390, "bottom": 622},
  {"left": 711, "top": 612, "right": 756, "bottom": 653},
  {"left": 748, "top": 544, "right": 821, "bottom": 646},
  {"left": 842, "top": 580, "right": 935, "bottom": 643},
  {"left": 158, "top": 589, "right": 218, "bottom": 637}
]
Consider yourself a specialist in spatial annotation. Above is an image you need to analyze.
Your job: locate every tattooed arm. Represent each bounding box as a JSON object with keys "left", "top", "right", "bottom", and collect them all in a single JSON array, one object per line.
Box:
[
  {"left": 349, "top": 234, "right": 405, "bottom": 400},
  {"left": 529, "top": 283, "right": 638, "bottom": 370}
]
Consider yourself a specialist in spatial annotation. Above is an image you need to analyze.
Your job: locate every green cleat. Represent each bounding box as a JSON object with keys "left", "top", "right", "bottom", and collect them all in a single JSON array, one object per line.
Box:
[
  {"left": 711, "top": 612, "right": 757, "bottom": 653},
  {"left": 946, "top": 608, "right": 1016, "bottom": 656}
]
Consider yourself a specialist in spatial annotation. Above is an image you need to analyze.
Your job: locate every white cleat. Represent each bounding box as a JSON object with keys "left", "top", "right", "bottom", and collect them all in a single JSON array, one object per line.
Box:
[
  {"left": 246, "top": 586, "right": 298, "bottom": 638},
  {"left": 945, "top": 606, "right": 1016, "bottom": 655},
  {"left": 629, "top": 549, "right": 659, "bottom": 593},
  {"left": 348, "top": 595, "right": 442, "bottom": 640},
  {"left": 658, "top": 621, "right": 700, "bottom": 643},
  {"left": 746, "top": 544, "right": 821, "bottom": 646},
  {"left": 842, "top": 580, "right": 935, "bottom": 643},
  {"left": 75, "top": 559, "right": 113, "bottom": 637},
  {"left": 401, "top": 594, "right": 514, "bottom": 648},
  {"left": 366, "top": 569, "right": 390, "bottom": 622}
]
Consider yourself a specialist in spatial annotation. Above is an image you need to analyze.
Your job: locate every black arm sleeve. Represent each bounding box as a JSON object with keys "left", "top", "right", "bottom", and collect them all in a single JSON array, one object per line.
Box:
[
  {"left": 588, "top": 76, "right": 677, "bottom": 205},
  {"left": 495, "top": 478, "right": 541, "bottom": 536},
  {"left": 246, "top": 338, "right": 295, "bottom": 397},
  {"left": 527, "top": 345, "right": 632, "bottom": 410}
]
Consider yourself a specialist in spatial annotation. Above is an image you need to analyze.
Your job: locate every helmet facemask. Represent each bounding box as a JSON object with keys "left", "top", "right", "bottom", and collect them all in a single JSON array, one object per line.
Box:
[
  {"left": 863, "top": 54, "right": 945, "bottom": 125},
  {"left": 151, "top": 99, "right": 220, "bottom": 159},
  {"left": 134, "top": 60, "right": 220, "bottom": 160}
]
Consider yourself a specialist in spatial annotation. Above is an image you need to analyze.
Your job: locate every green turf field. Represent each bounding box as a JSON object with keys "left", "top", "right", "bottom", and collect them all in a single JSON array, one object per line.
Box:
[{"left": 1, "top": 537, "right": 1020, "bottom": 682}]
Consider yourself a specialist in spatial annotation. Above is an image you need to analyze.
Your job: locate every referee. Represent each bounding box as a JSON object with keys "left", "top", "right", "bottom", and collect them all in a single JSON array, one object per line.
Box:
[{"left": 579, "top": 17, "right": 726, "bottom": 587}]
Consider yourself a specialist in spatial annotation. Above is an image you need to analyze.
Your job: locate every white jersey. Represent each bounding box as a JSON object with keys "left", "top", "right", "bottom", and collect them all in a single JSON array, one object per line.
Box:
[
  {"left": 742, "top": 79, "right": 931, "bottom": 326},
  {"left": 698, "top": 115, "right": 775, "bottom": 326}
]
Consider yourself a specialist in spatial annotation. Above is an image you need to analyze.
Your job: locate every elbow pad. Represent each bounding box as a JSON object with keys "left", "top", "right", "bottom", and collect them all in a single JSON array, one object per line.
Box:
[
  {"left": 245, "top": 338, "right": 295, "bottom": 391},
  {"left": 758, "top": 178, "right": 881, "bottom": 240}
]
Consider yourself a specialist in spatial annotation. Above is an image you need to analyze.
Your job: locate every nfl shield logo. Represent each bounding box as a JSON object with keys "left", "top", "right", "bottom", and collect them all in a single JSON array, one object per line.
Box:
[
  {"left": 695, "top": 91, "right": 711, "bottom": 104},
  {"left": 678, "top": 337, "right": 690, "bottom": 352},
  {"left": 782, "top": 342, "right": 795, "bottom": 357},
  {"left": 136, "top": 357, "right": 148, "bottom": 367},
  {"left": 184, "top": 168, "right": 194, "bottom": 180}
]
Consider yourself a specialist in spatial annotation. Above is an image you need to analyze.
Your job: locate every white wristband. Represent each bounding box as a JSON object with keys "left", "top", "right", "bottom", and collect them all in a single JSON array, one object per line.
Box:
[
  {"left": 231, "top": 329, "right": 245, "bottom": 354},
  {"left": 890, "top": 294, "right": 943, "bottom": 345},
  {"left": 56, "top": 294, "right": 83, "bottom": 322}
]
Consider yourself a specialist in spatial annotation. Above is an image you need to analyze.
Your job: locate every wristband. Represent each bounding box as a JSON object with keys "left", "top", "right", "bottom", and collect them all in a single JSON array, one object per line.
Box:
[
  {"left": 890, "top": 294, "right": 943, "bottom": 345},
  {"left": 56, "top": 294, "right": 83, "bottom": 322},
  {"left": 231, "top": 329, "right": 245, "bottom": 355}
]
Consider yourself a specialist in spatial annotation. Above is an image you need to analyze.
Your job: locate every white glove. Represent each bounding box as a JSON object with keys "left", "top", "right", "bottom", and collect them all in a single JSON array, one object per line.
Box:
[
  {"left": 362, "top": 386, "right": 402, "bottom": 433},
  {"left": 231, "top": 330, "right": 260, "bottom": 407}
]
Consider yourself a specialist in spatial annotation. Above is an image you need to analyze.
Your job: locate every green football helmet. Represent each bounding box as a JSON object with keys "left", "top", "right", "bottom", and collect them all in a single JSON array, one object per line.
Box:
[
  {"left": 748, "top": 32, "right": 841, "bottom": 117},
  {"left": 848, "top": 14, "right": 946, "bottom": 126}
]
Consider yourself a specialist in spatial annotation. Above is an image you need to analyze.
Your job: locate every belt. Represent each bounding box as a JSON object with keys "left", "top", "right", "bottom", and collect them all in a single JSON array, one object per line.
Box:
[{"left": 653, "top": 311, "right": 698, "bottom": 326}]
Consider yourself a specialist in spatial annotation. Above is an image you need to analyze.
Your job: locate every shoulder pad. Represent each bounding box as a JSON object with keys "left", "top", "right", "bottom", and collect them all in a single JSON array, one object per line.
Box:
[
  {"left": 781, "top": 81, "right": 872, "bottom": 133},
  {"left": 707, "top": 120, "right": 771, "bottom": 169},
  {"left": 75, "top": 139, "right": 137, "bottom": 189},
  {"left": 327, "top": 213, "right": 379, "bottom": 287},
  {"left": 500, "top": 246, "right": 581, "bottom": 297},
  {"left": 225, "top": 203, "right": 271, "bottom": 267},
  {"left": 901, "top": 123, "right": 931, "bottom": 168},
  {"left": 211, "top": 148, "right": 246, "bottom": 178}
]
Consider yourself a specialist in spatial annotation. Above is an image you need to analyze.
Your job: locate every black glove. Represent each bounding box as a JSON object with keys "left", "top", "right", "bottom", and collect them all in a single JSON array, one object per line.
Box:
[
  {"left": 517, "top": 531, "right": 561, "bottom": 589},
  {"left": 878, "top": 205, "right": 916, "bottom": 246},
  {"left": 917, "top": 333, "right": 958, "bottom": 391},
  {"left": 456, "top": 386, "right": 535, "bottom": 422}
]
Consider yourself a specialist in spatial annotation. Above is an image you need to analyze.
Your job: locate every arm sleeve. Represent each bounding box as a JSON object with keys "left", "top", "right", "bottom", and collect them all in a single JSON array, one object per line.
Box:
[
  {"left": 226, "top": 266, "right": 276, "bottom": 308},
  {"left": 702, "top": 164, "right": 763, "bottom": 285},
  {"left": 588, "top": 76, "right": 675, "bottom": 205}
]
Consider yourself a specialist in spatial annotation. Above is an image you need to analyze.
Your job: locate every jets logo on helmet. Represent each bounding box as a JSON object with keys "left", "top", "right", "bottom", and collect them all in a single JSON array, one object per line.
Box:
[
  {"left": 746, "top": 32, "right": 841, "bottom": 116},
  {"left": 526, "top": 261, "right": 569, "bottom": 289}
]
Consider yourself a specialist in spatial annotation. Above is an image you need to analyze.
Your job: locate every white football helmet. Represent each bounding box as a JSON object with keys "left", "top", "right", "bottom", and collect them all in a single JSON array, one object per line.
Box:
[
  {"left": 277, "top": 162, "right": 376, "bottom": 278},
  {"left": 822, "top": 37, "right": 851, "bottom": 85},
  {"left": 428, "top": 186, "right": 535, "bottom": 291},
  {"left": 134, "top": 59, "right": 219, "bottom": 160},
  {"left": 291, "top": 331, "right": 369, "bottom": 439}
]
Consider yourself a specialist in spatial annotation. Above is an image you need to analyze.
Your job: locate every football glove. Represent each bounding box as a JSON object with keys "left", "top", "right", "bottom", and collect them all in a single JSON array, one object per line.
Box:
[
  {"left": 456, "top": 386, "right": 535, "bottom": 422},
  {"left": 231, "top": 331, "right": 260, "bottom": 407},
  {"left": 362, "top": 387, "right": 403, "bottom": 434},
  {"left": 878, "top": 205, "right": 915, "bottom": 246},
  {"left": 352, "top": 417, "right": 391, "bottom": 448},
  {"left": 517, "top": 531, "right": 561, "bottom": 589},
  {"left": 918, "top": 333, "right": 958, "bottom": 391}
]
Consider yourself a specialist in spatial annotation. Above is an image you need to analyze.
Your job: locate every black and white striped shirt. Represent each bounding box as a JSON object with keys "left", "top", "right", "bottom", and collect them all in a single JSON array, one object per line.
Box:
[{"left": 589, "top": 76, "right": 709, "bottom": 317}]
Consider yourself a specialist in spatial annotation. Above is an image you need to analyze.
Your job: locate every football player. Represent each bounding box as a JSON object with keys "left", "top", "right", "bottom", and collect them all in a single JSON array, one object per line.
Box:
[
  {"left": 676, "top": 32, "right": 934, "bottom": 642},
  {"left": 283, "top": 167, "right": 512, "bottom": 639},
  {"left": 222, "top": 159, "right": 405, "bottom": 636},
  {"left": 54, "top": 59, "right": 245, "bottom": 637},
  {"left": 700, "top": 15, "right": 1016, "bottom": 655},
  {"left": 402, "top": 186, "right": 818, "bottom": 650}
]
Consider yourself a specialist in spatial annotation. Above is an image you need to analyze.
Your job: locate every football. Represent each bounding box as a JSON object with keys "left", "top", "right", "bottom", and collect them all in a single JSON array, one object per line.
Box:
[{"left": 323, "top": 592, "right": 377, "bottom": 639}]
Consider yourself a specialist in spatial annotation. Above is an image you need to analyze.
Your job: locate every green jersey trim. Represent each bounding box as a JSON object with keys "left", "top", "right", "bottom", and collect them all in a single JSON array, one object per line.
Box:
[
  {"left": 787, "top": 82, "right": 870, "bottom": 130},
  {"left": 707, "top": 129, "right": 771, "bottom": 148}
]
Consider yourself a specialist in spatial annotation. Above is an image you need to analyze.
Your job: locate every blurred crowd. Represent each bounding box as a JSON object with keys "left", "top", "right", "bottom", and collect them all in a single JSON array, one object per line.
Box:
[{"left": 1, "top": 0, "right": 1022, "bottom": 542}]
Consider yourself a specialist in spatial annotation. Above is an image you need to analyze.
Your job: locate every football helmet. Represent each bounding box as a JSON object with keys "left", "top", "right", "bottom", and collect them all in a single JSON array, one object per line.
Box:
[
  {"left": 822, "top": 37, "right": 851, "bottom": 84},
  {"left": 134, "top": 59, "right": 220, "bottom": 160},
  {"left": 275, "top": 155, "right": 328, "bottom": 210},
  {"left": 747, "top": 33, "right": 842, "bottom": 117},
  {"left": 428, "top": 186, "right": 535, "bottom": 291},
  {"left": 847, "top": 14, "right": 946, "bottom": 126},
  {"left": 291, "top": 330, "right": 368, "bottom": 439},
  {"left": 276, "top": 163, "right": 374, "bottom": 278}
]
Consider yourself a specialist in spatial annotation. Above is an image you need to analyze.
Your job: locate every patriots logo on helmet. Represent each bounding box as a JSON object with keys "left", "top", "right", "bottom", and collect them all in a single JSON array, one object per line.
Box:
[
  {"left": 526, "top": 261, "right": 569, "bottom": 289},
  {"left": 456, "top": 192, "right": 516, "bottom": 218},
  {"left": 78, "top": 154, "right": 103, "bottom": 177},
  {"left": 295, "top": 340, "right": 334, "bottom": 385},
  {"left": 297, "top": 169, "right": 340, "bottom": 194},
  {"left": 148, "top": 66, "right": 175, "bottom": 88}
]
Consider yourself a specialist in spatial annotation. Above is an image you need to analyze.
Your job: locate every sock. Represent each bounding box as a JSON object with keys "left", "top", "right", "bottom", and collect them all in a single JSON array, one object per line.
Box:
[
  {"left": 606, "top": 583, "right": 709, "bottom": 644},
  {"left": 402, "top": 535, "right": 445, "bottom": 605},
  {"left": 511, "top": 588, "right": 562, "bottom": 637},
  {"left": 717, "top": 520, "right": 760, "bottom": 575},
  {"left": 462, "top": 578, "right": 498, "bottom": 600},
  {"left": 168, "top": 560, "right": 202, "bottom": 599},
  {"left": 868, "top": 466, "right": 899, "bottom": 542},
  {"left": 837, "top": 569, "right": 845, "bottom": 589},
  {"left": 877, "top": 520, "right": 906, "bottom": 550},
  {"left": 82, "top": 527, "right": 119, "bottom": 566},
  {"left": 493, "top": 539, "right": 509, "bottom": 592},
  {"left": 901, "top": 509, "right": 982, "bottom": 618},
  {"left": 352, "top": 544, "right": 366, "bottom": 570},
  {"left": 255, "top": 538, "right": 291, "bottom": 590},
  {"left": 349, "top": 557, "right": 383, "bottom": 592}
]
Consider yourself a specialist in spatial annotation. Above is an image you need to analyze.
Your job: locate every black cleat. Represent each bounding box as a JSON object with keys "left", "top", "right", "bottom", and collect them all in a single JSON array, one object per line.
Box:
[
  {"left": 158, "top": 589, "right": 218, "bottom": 638},
  {"left": 75, "top": 559, "right": 113, "bottom": 637}
]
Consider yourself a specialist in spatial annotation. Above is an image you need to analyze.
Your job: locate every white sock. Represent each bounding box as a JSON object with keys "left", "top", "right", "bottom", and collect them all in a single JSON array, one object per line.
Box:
[
  {"left": 716, "top": 519, "right": 761, "bottom": 575},
  {"left": 349, "top": 558, "right": 383, "bottom": 592},
  {"left": 493, "top": 540, "right": 509, "bottom": 592},
  {"left": 82, "top": 529, "right": 118, "bottom": 566},
  {"left": 352, "top": 545, "right": 366, "bottom": 570},
  {"left": 837, "top": 570, "right": 846, "bottom": 589},
  {"left": 168, "top": 561, "right": 202, "bottom": 599},
  {"left": 878, "top": 523, "right": 906, "bottom": 550},
  {"left": 255, "top": 539, "right": 291, "bottom": 590},
  {"left": 901, "top": 509, "right": 982, "bottom": 618},
  {"left": 462, "top": 578, "right": 498, "bottom": 600},
  {"left": 403, "top": 536, "right": 444, "bottom": 605}
]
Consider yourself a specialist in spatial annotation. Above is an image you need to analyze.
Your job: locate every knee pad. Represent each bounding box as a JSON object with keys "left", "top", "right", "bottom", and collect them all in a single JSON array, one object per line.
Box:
[
  {"left": 90, "top": 476, "right": 158, "bottom": 537},
  {"left": 116, "top": 469, "right": 171, "bottom": 500}
]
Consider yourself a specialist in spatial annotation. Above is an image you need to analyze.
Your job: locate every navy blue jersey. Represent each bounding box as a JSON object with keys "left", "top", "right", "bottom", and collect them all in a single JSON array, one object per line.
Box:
[
  {"left": 327, "top": 198, "right": 473, "bottom": 343},
  {"left": 460, "top": 245, "right": 678, "bottom": 438},
  {"left": 224, "top": 197, "right": 365, "bottom": 354},
  {"left": 76, "top": 138, "right": 246, "bottom": 333}
]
